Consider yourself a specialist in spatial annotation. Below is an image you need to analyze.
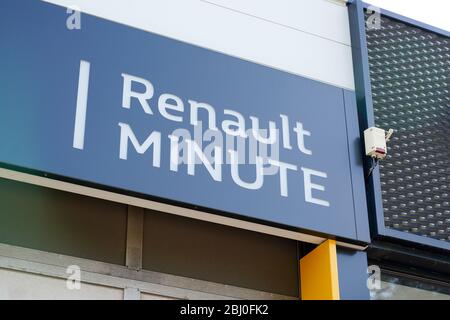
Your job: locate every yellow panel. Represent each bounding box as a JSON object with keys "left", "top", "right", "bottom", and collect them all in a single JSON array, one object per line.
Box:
[{"left": 299, "top": 239, "right": 340, "bottom": 300}]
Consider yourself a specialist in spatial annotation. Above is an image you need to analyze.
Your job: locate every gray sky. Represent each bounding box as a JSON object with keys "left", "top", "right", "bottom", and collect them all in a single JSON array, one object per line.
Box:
[{"left": 366, "top": 0, "right": 450, "bottom": 31}]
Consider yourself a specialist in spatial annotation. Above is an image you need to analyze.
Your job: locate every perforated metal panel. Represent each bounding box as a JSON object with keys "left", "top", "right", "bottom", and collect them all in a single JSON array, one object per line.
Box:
[{"left": 365, "top": 14, "right": 450, "bottom": 242}]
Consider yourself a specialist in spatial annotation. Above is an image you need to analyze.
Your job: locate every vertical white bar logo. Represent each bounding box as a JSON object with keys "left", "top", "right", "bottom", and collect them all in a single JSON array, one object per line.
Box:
[{"left": 73, "top": 60, "right": 90, "bottom": 150}]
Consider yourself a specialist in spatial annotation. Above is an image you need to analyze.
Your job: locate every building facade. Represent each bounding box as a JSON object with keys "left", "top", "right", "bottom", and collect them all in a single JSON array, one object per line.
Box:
[{"left": 0, "top": 0, "right": 448, "bottom": 300}]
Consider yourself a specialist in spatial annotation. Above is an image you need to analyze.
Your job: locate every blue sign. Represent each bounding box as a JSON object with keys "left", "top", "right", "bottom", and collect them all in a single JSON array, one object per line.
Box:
[{"left": 0, "top": 0, "right": 369, "bottom": 242}]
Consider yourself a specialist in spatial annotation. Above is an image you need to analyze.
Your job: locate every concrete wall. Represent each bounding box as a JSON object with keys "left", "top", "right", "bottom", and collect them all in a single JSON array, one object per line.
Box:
[{"left": 0, "top": 269, "right": 123, "bottom": 300}]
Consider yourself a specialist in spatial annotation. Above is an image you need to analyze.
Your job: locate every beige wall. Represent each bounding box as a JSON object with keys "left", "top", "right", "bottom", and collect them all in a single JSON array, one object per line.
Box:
[{"left": 0, "top": 269, "right": 123, "bottom": 300}]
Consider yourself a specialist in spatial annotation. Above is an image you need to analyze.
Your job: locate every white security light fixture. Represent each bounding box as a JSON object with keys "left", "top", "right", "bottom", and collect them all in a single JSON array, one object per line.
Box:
[
  {"left": 364, "top": 127, "right": 394, "bottom": 180},
  {"left": 364, "top": 127, "right": 394, "bottom": 160}
]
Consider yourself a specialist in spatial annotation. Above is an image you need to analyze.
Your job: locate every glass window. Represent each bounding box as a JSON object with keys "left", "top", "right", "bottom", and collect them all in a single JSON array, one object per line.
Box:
[{"left": 370, "top": 271, "right": 450, "bottom": 300}]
